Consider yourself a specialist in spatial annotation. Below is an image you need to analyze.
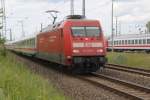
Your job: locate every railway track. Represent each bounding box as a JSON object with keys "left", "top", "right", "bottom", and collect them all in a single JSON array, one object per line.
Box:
[
  {"left": 12, "top": 53, "right": 150, "bottom": 100},
  {"left": 105, "top": 64, "right": 150, "bottom": 77},
  {"left": 78, "top": 73, "right": 150, "bottom": 100}
]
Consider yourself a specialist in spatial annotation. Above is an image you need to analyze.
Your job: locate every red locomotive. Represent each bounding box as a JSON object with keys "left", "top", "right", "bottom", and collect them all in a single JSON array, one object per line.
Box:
[{"left": 7, "top": 15, "right": 107, "bottom": 73}]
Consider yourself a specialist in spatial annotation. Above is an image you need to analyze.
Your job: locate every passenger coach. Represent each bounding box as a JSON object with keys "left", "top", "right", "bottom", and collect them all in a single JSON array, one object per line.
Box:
[{"left": 108, "top": 33, "right": 150, "bottom": 52}]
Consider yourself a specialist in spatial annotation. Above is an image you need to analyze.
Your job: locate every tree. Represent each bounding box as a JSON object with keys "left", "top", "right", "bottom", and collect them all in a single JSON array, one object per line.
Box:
[
  {"left": 0, "top": 38, "right": 5, "bottom": 44},
  {"left": 0, "top": 37, "right": 6, "bottom": 56}
]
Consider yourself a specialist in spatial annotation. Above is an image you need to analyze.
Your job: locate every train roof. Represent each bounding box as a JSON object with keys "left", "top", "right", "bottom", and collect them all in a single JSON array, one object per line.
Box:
[
  {"left": 108, "top": 33, "right": 150, "bottom": 40},
  {"left": 41, "top": 18, "right": 100, "bottom": 33},
  {"left": 6, "top": 34, "right": 36, "bottom": 45}
]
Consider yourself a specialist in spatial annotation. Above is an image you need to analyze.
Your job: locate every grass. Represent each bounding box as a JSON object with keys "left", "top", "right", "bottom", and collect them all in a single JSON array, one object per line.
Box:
[
  {"left": 107, "top": 52, "right": 150, "bottom": 70},
  {"left": 0, "top": 53, "right": 67, "bottom": 100}
]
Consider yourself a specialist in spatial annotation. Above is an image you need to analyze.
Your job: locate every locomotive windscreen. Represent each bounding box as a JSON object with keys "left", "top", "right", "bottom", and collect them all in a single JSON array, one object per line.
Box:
[{"left": 71, "top": 27, "right": 101, "bottom": 37}]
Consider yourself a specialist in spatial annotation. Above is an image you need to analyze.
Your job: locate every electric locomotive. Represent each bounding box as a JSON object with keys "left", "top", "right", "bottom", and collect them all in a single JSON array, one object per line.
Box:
[{"left": 7, "top": 15, "right": 107, "bottom": 73}]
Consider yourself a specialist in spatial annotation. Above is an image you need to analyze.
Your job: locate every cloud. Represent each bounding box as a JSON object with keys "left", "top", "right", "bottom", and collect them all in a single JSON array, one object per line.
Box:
[
  {"left": 15, "top": 0, "right": 62, "bottom": 3},
  {"left": 4, "top": 0, "right": 150, "bottom": 39}
]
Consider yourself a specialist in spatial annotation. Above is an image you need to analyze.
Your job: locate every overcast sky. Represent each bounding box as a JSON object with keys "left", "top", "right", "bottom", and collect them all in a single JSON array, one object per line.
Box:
[{"left": 2, "top": 0, "right": 150, "bottom": 40}]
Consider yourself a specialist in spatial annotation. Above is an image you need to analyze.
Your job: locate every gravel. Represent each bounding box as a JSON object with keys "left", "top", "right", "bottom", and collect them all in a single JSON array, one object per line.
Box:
[
  {"left": 13, "top": 53, "right": 128, "bottom": 100},
  {"left": 99, "top": 68, "right": 150, "bottom": 88}
]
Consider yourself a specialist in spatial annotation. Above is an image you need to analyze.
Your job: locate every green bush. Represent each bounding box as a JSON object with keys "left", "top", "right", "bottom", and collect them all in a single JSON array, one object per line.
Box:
[
  {"left": 0, "top": 38, "right": 6, "bottom": 57},
  {"left": 107, "top": 52, "right": 150, "bottom": 69}
]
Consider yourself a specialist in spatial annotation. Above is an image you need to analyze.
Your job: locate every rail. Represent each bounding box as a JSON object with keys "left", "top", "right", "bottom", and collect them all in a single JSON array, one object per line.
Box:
[
  {"left": 77, "top": 73, "right": 150, "bottom": 100},
  {"left": 105, "top": 64, "right": 150, "bottom": 77}
]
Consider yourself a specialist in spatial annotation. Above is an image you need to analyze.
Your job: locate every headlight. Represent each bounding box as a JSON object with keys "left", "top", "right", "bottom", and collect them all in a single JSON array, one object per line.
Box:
[
  {"left": 73, "top": 49, "right": 79, "bottom": 53},
  {"left": 97, "top": 49, "right": 103, "bottom": 53}
]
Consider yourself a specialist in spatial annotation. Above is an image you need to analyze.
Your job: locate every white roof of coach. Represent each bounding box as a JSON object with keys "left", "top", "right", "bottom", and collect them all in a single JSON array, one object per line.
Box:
[
  {"left": 6, "top": 34, "right": 37, "bottom": 44},
  {"left": 110, "top": 34, "right": 150, "bottom": 40}
]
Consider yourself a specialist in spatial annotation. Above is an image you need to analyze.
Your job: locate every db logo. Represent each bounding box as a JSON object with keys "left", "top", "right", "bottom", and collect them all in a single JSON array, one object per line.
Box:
[{"left": 84, "top": 43, "right": 92, "bottom": 47}]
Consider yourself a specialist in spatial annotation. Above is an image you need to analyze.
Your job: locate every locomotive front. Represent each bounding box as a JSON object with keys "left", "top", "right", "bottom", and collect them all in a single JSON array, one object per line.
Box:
[{"left": 63, "top": 18, "right": 107, "bottom": 73}]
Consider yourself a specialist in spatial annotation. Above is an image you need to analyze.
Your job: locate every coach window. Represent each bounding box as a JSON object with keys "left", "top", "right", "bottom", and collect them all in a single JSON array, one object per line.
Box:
[
  {"left": 33, "top": 39, "right": 35, "bottom": 48},
  {"left": 118, "top": 40, "right": 121, "bottom": 45},
  {"left": 143, "top": 39, "right": 146, "bottom": 44},
  {"left": 122, "top": 40, "right": 124, "bottom": 45},
  {"left": 132, "top": 40, "right": 134, "bottom": 44},
  {"left": 128, "top": 40, "right": 130, "bottom": 44},
  {"left": 135, "top": 40, "right": 138, "bottom": 44},
  {"left": 116, "top": 41, "right": 119, "bottom": 45},
  {"left": 30, "top": 39, "right": 32, "bottom": 47},
  {"left": 27, "top": 40, "right": 30, "bottom": 48},
  {"left": 23, "top": 41, "right": 25, "bottom": 47},
  {"left": 125, "top": 40, "right": 127, "bottom": 45},
  {"left": 29, "top": 39, "right": 31, "bottom": 47},
  {"left": 25, "top": 40, "right": 27, "bottom": 48},
  {"left": 139, "top": 40, "right": 142, "bottom": 44},
  {"left": 114, "top": 41, "right": 116, "bottom": 45},
  {"left": 32, "top": 39, "right": 34, "bottom": 47},
  {"left": 26, "top": 40, "right": 28, "bottom": 47},
  {"left": 31, "top": 39, "right": 33, "bottom": 47},
  {"left": 29, "top": 40, "right": 31, "bottom": 47},
  {"left": 28, "top": 40, "right": 30, "bottom": 47},
  {"left": 147, "top": 39, "right": 150, "bottom": 44},
  {"left": 22, "top": 41, "right": 24, "bottom": 48}
]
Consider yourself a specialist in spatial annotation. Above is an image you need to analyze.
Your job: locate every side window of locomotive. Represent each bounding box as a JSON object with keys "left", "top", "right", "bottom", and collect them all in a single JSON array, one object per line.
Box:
[
  {"left": 72, "top": 27, "right": 85, "bottom": 37},
  {"left": 86, "top": 27, "right": 100, "bottom": 37}
]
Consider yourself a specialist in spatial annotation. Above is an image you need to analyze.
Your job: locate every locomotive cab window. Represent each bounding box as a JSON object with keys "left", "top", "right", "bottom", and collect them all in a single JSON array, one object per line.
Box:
[
  {"left": 71, "top": 27, "right": 100, "bottom": 37},
  {"left": 86, "top": 27, "right": 100, "bottom": 37},
  {"left": 72, "top": 27, "right": 85, "bottom": 37}
]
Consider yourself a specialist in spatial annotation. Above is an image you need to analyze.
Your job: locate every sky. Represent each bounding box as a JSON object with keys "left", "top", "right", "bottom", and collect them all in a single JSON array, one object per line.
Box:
[{"left": 2, "top": 0, "right": 150, "bottom": 40}]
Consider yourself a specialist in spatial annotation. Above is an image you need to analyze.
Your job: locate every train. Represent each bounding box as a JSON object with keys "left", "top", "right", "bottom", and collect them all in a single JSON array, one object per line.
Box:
[
  {"left": 107, "top": 33, "right": 150, "bottom": 53},
  {"left": 6, "top": 15, "right": 107, "bottom": 73}
]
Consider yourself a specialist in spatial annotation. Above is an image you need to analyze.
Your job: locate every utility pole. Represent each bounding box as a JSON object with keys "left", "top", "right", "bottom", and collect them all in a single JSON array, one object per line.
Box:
[
  {"left": 71, "top": 0, "right": 74, "bottom": 15},
  {"left": 115, "top": 16, "right": 118, "bottom": 36},
  {"left": 111, "top": 0, "right": 114, "bottom": 52},
  {"left": 9, "top": 29, "right": 12, "bottom": 41},
  {"left": 40, "top": 23, "right": 43, "bottom": 32},
  {"left": 118, "top": 21, "right": 121, "bottom": 34},
  {"left": 18, "top": 20, "right": 25, "bottom": 37},
  {"left": 82, "top": 0, "right": 85, "bottom": 17}
]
